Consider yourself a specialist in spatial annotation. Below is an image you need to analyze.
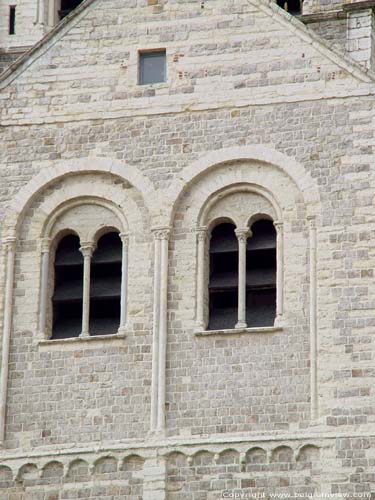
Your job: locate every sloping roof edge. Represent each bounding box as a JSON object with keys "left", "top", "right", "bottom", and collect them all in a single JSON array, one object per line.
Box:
[
  {"left": 0, "top": 0, "right": 96, "bottom": 88},
  {"left": 252, "top": 0, "right": 375, "bottom": 83},
  {"left": 1, "top": 0, "right": 375, "bottom": 90}
]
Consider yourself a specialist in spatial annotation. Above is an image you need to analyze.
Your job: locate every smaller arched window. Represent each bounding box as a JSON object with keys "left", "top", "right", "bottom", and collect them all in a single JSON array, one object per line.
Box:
[
  {"left": 52, "top": 234, "right": 83, "bottom": 339},
  {"left": 208, "top": 223, "right": 238, "bottom": 330},
  {"left": 90, "top": 232, "right": 122, "bottom": 336},
  {"left": 246, "top": 220, "right": 276, "bottom": 327},
  {"left": 58, "top": 0, "right": 83, "bottom": 20},
  {"left": 276, "top": 0, "right": 303, "bottom": 15}
]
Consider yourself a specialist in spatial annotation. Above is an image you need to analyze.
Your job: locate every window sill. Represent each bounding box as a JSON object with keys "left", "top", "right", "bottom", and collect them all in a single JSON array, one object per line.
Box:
[
  {"left": 38, "top": 332, "right": 126, "bottom": 350},
  {"left": 195, "top": 326, "right": 283, "bottom": 337}
]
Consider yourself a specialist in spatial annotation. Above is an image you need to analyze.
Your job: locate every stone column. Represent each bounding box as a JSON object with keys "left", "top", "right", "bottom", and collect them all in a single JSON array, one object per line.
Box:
[
  {"left": 150, "top": 229, "right": 162, "bottom": 432},
  {"left": 308, "top": 216, "right": 318, "bottom": 420},
  {"left": 118, "top": 233, "right": 129, "bottom": 334},
  {"left": 235, "top": 228, "right": 250, "bottom": 329},
  {"left": 274, "top": 221, "right": 284, "bottom": 327},
  {"left": 195, "top": 226, "right": 208, "bottom": 332},
  {"left": 79, "top": 242, "right": 94, "bottom": 338},
  {"left": 345, "top": 5, "right": 375, "bottom": 70},
  {"left": 38, "top": 238, "right": 51, "bottom": 339},
  {"left": 157, "top": 228, "right": 170, "bottom": 433},
  {"left": 0, "top": 237, "right": 17, "bottom": 445}
]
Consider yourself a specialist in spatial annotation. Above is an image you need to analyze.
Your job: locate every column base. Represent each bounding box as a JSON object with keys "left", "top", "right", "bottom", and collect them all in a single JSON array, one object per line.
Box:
[
  {"left": 273, "top": 315, "right": 286, "bottom": 328},
  {"left": 235, "top": 321, "right": 247, "bottom": 329},
  {"left": 194, "top": 322, "right": 206, "bottom": 333},
  {"left": 79, "top": 331, "right": 90, "bottom": 338}
]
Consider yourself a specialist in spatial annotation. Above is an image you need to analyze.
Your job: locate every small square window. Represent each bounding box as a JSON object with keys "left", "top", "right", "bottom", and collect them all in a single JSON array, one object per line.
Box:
[{"left": 139, "top": 50, "right": 166, "bottom": 85}]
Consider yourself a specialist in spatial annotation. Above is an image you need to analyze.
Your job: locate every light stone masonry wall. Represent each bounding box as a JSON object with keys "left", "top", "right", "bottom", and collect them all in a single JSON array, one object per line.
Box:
[{"left": 1, "top": 0, "right": 375, "bottom": 497}]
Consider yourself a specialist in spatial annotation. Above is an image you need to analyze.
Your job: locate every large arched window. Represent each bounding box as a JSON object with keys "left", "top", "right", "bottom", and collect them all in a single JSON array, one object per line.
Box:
[
  {"left": 90, "top": 232, "right": 122, "bottom": 336},
  {"left": 206, "top": 218, "right": 277, "bottom": 331},
  {"left": 52, "top": 234, "right": 83, "bottom": 339}
]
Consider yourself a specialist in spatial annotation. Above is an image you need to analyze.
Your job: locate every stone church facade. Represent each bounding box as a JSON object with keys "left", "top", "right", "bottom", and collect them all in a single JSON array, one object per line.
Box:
[{"left": 0, "top": 0, "right": 375, "bottom": 497}]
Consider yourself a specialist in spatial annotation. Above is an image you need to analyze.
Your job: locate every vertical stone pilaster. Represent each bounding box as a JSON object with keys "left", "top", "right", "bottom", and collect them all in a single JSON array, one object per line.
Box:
[
  {"left": 195, "top": 226, "right": 208, "bottom": 332},
  {"left": 274, "top": 221, "right": 284, "bottom": 327},
  {"left": 38, "top": 237, "right": 51, "bottom": 339},
  {"left": 119, "top": 232, "right": 129, "bottom": 333},
  {"left": 0, "top": 237, "right": 17, "bottom": 446},
  {"left": 308, "top": 216, "right": 318, "bottom": 420}
]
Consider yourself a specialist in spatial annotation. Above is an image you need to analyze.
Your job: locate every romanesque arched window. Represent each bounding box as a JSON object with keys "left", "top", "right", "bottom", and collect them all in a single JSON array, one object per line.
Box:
[
  {"left": 52, "top": 234, "right": 83, "bottom": 339},
  {"left": 208, "top": 223, "right": 238, "bottom": 330},
  {"left": 90, "top": 232, "right": 122, "bottom": 336}
]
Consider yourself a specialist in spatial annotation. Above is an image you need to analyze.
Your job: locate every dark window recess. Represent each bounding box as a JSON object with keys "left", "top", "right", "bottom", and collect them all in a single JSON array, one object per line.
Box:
[
  {"left": 208, "top": 223, "right": 238, "bottom": 330},
  {"left": 90, "top": 232, "right": 121, "bottom": 336},
  {"left": 58, "top": 0, "right": 83, "bottom": 20},
  {"left": 246, "top": 219, "right": 276, "bottom": 327},
  {"left": 52, "top": 234, "right": 83, "bottom": 339},
  {"left": 139, "top": 50, "right": 166, "bottom": 85},
  {"left": 9, "top": 6, "right": 16, "bottom": 35},
  {"left": 277, "top": 0, "right": 302, "bottom": 15}
]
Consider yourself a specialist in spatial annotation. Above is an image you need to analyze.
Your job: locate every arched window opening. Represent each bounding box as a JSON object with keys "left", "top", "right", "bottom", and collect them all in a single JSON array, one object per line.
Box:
[
  {"left": 276, "top": 0, "right": 302, "bottom": 15},
  {"left": 90, "top": 232, "right": 122, "bottom": 336},
  {"left": 52, "top": 234, "right": 83, "bottom": 339},
  {"left": 246, "top": 220, "right": 276, "bottom": 327},
  {"left": 59, "top": 0, "right": 83, "bottom": 20},
  {"left": 208, "top": 223, "right": 238, "bottom": 330}
]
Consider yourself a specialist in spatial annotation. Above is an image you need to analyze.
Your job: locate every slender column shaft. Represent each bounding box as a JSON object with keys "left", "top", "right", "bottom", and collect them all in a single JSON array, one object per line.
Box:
[
  {"left": 0, "top": 237, "right": 17, "bottom": 445},
  {"left": 119, "top": 233, "right": 129, "bottom": 332},
  {"left": 80, "top": 243, "right": 94, "bottom": 338},
  {"left": 308, "top": 216, "right": 318, "bottom": 419},
  {"left": 274, "top": 221, "right": 284, "bottom": 324},
  {"left": 150, "top": 232, "right": 161, "bottom": 432},
  {"left": 38, "top": 238, "right": 51, "bottom": 339},
  {"left": 157, "top": 228, "right": 170, "bottom": 433},
  {"left": 195, "top": 227, "right": 207, "bottom": 332},
  {"left": 235, "top": 228, "right": 249, "bottom": 329}
]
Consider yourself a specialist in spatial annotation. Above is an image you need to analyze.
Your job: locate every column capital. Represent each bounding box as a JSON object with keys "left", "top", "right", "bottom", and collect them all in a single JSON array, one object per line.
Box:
[
  {"left": 151, "top": 227, "right": 170, "bottom": 241},
  {"left": 307, "top": 215, "right": 316, "bottom": 228},
  {"left": 273, "top": 220, "right": 283, "bottom": 230},
  {"left": 119, "top": 232, "right": 130, "bottom": 245},
  {"left": 2, "top": 237, "right": 17, "bottom": 251},
  {"left": 235, "top": 228, "right": 251, "bottom": 242},
  {"left": 196, "top": 226, "right": 208, "bottom": 242},
  {"left": 79, "top": 242, "right": 95, "bottom": 258},
  {"left": 40, "top": 237, "right": 51, "bottom": 253}
]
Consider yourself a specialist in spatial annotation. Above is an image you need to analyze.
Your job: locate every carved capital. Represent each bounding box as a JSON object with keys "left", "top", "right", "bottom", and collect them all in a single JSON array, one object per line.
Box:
[
  {"left": 273, "top": 220, "right": 283, "bottom": 233},
  {"left": 119, "top": 232, "right": 130, "bottom": 246},
  {"left": 307, "top": 215, "right": 316, "bottom": 229},
  {"left": 40, "top": 237, "right": 51, "bottom": 254},
  {"left": 152, "top": 227, "right": 170, "bottom": 241},
  {"left": 235, "top": 228, "right": 250, "bottom": 243},
  {"left": 196, "top": 226, "right": 208, "bottom": 243},
  {"left": 79, "top": 242, "right": 95, "bottom": 258},
  {"left": 3, "top": 237, "right": 17, "bottom": 252}
]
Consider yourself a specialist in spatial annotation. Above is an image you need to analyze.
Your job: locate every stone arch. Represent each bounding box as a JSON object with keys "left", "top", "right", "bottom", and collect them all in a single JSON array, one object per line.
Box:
[
  {"left": 65, "top": 459, "right": 90, "bottom": 482},
  {"left": 245, "top": 447, "right": 268, "bottom": 464},
  {"left": 217, "top": 449, "right": 240, "bottom": 465},
  {"left": 192, "top": 450, "right": 215, "bottom": 466},
  {"left": 17, "top": 463, "right": 39, "bottom": 482},
  {"left": 167, "top": 145, "right": 320, "bottom": 226},
  {"left": 41, "top": 460, "right": 64, "bottom": 481},
  {"left": 94, "top": 455, "right": 118, "bottom": 476},
  {"left": 296, "top": 444, "right": 320, "bottom": 462},
  {"left": 3, "top": 157, "right": 156, "bottom": 238},
  {"left": 271, "top": 446, "right": 294, "bottom": 463},
  {"left": 121, "top": 454, "right": 145, "bottom": 472},
  {"left": 0, "top": 465, "right": 13, "bottom": 487}
]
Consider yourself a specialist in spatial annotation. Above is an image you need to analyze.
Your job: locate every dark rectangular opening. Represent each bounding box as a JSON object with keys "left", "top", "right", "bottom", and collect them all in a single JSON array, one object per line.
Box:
[
  {"left": 9, "top": 6, "right": 16, "bottom": 35},
  {"left": 139, "top": 50, "right": 166, "bottom": 85}
]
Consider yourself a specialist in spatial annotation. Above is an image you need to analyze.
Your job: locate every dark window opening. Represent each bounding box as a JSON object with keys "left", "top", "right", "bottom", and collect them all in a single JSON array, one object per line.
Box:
[
  {"left": 208, "top": 223, "right": 238, "bottom": 330},
  {"left": 9, "top": 6, "right": 16, "bottom": 35},
  {"left": 139, "top": 50, "right": 166, "bottom": 85},
  {"left": 59, "top": 0, "right": 83, "bottom": 20},
  {"left": 276, "top": 0, "right": 302, "bottom": 15},
  {"left": 246, "top": 219, "right": 276, "bottom": 327},
  {"left": 52, "top": 234, "right": 83, "bottom": 339},
  {"left": 90, "top": 232, "right": 121, "bottom": 336}
]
